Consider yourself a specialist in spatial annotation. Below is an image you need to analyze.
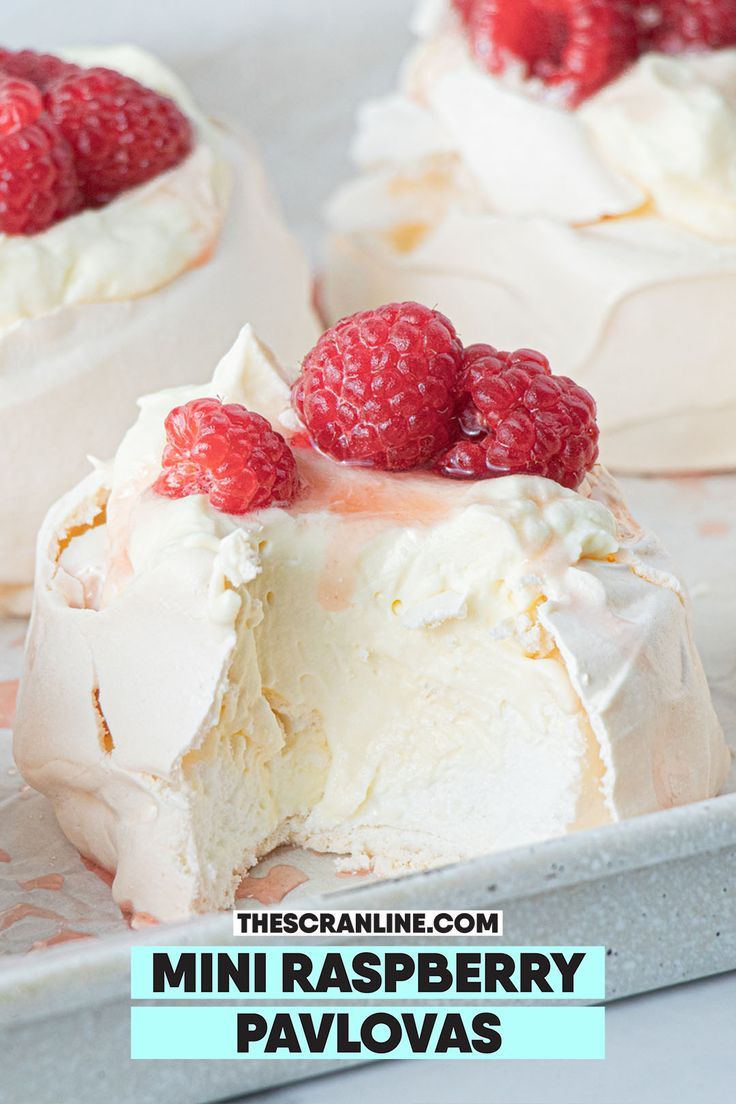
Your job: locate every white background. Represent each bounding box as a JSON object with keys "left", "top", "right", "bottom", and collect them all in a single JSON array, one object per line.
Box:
[{"left": 3, "top": 1, "right": 735, "bottom": 1101}]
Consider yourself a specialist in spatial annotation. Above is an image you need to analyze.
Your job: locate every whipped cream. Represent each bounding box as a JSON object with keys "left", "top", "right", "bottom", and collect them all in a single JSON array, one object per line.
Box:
[
  {"left": 324, "top": 0, "right": 736, "bottom": 473},
  {"left": 0, "top": 46, "right": 230, "bottom": 334},
  {"left": 390, "top": 2, "right": 736, "bottom": 237},
  {"left": 14, "top": 327, "right": 729, "bottom": 920},
  {"left": 582, "top": 51, "right": 736, "bottom": 239}
]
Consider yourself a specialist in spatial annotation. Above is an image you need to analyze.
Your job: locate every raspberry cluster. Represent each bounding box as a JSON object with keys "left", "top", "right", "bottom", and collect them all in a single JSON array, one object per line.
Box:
[
  {"left": 154, "top": 303, "right": 599, "bottom": 516},
  {"left": 292, "top": 302, "right": 599, "bottom": 491},
  {"left": 452, "top": 0, "right": 736, "bottom": 106},
  {"left": 0, "top": 47, "right": 192, "bottom": 235}
]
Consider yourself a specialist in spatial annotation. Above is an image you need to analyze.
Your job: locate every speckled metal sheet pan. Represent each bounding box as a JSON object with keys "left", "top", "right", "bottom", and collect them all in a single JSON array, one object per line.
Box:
[{"left": 1, "top": 473, "right": 734, "bottom": 1104}]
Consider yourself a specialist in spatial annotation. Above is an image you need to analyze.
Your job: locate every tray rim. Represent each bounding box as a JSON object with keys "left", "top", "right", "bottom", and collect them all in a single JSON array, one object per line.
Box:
[{"left": 2, "top": 784, "right": 735, "bottom": 1030}]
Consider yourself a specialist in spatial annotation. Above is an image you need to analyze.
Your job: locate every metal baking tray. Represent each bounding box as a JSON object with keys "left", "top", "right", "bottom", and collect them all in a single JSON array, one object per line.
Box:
[{"left": 1, "top": 474, "right": 735, "bottom": 1104}]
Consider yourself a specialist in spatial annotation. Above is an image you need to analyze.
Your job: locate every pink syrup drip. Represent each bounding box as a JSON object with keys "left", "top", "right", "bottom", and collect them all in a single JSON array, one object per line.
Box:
[
  {"left": 698, "top": 520, "right": 730, "bottom": 538},
  {"left": 79, "top": 857, "right": 158, "bottom": 929},
  {"left": 291, "top": 448, "right": 458, "bottom": 613},
  {"left": 0, "top": 902, "right": 68, "bottom": 933},
  {"left": 130, "top": 912, "right": 159, "bottom": 930},
  {"left": 31, "top": 929, "right": 94, "bottom": 951},
  {"left": 0, "top": 680, "right": 19, "bottom": 729},
  {"left": 80, "top": 854, "right": 115, "bottom": 887},
  {"left": 668, "top": 474, "right": 708, "bottom": 496},
  {"left": 17, "top": 874, "right": 65, "bottom": 892},
  {"left": 119, "top": 901, "right": 159, "bottom": 930},
  {"left": 317, "top": 519, "right": 385, "bottom": 612},
  {"left": 236, "top": 864, "right": 309, "bottom": 905},
  {"left": 292, "top": 448, "right": 455, "bottom": 525}
]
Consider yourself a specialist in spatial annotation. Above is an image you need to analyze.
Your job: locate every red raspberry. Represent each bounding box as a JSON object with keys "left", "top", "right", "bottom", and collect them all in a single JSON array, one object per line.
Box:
[
  {"left": 0, "top": 85, "right": 81, "bottom": 235},
  {"left": 293, "top": 302, "right": 464, "bottom": 471},
  {"left": 437, "top": 439, "right": 489, "bottom": 479},
  {"left": 45, "top": 67, "right": 193, "bottom": 207},
  {"left": 463, "top": 343, "right": 500, "bottom": 365},
  {"left": 0, "top": 48, "right": 80, "bottom": 91},
  {"left": 650, "top": 0, "right": 736, "bottom": 52},
  {"left": 153, "top": 398, "right": 299, "bottom": 516},
  {"left": 460, "top": 0, "right": 640, "bottom": 106},
  {"left": 439, "top": 348, "right": 599, "bottom": 489},
  {"left": 458, "top": 346, "right": 551, "bottom": 435},
  {"left": 0, "top": 76, "right": 43, "bottom": 137},
  {"left": 464, "top": 344, "right": 551, "bottom": 375},
  {"left": 631, "top": 2, "right": 665, "bottom": 49},
  {"left": 452, "top": 0, "right": 477, "bottom": 22}
]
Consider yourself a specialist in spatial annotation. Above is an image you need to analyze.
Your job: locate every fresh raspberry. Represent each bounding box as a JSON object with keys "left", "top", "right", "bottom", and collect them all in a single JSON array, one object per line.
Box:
[
  {"left": 153, "top": 398, "right": 299, "bottom": 516},
  {"left": 293, "top": 302, "right": 464, "bottom": 471},
  {"left": 437, "top": 439, "right": 489, "bottom": 479},
  {"left": 650, "top": 0, "right": 736, "bottom": 52},
  {"left": 464, "top": 344, "right": 551, "bottom": 375},
  {"left": 0, "top": 48, "right": 80, "bottom": 91},
  {"left": 0, "top": 92, "right": 80, "bottom": 235},
  {"left": 439, "top": 347, "right": 599, "bottom": 488},
  {"left": 457, "top": 346, "right": 550, "bottom": 435},
  {"left": 45, "top": 67, "right": 193, "bottom": 207},
  {"left": 631, "top": 2, "right": 665, "bottom": 49},
  {"left": 461, "top": 0, "right": 640, "bottom": 106},
  {"left": 0, "top": 76, "right": 43, "bottom": 136}
]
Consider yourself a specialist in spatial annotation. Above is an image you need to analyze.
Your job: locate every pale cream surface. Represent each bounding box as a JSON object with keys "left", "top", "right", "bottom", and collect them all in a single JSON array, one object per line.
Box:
[
  {"left": 324, "top": 0, "right": 736, "bottom": 474},
  {"left": 13, "top": 329, "right": 728, "bottom": 920}
]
